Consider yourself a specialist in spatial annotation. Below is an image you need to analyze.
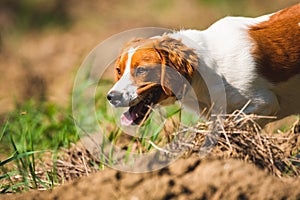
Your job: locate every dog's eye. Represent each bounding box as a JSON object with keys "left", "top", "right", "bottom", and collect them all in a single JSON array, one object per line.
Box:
[
  {"left": 135, "top": 67, "right": 148, "bottom": 75},
  {"left": 116, "top": 68, "right": 121, "bottom": 75}
]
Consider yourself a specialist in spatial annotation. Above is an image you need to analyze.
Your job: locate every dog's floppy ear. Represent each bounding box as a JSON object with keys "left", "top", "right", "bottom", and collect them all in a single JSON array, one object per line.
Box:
[{"left": 154, "top": 36, "right": 198, "bottom": 98}]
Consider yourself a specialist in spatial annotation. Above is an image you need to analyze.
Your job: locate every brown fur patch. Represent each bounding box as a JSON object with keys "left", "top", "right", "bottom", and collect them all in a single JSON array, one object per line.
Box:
[
  {"left": 249, "top": 3, "right": 300, "bottom": 83},
  {"left": 114, "top": 38, "right": 156, "bottom": 81},
  {"left": 153, "top": 36, "right": 198, "bottom": 96},
  {"left": 115, "top": 36, "right": 199, "bottom": 101},
  {"left": 114, "top": 52, "right": 127, "bottom": 80}
]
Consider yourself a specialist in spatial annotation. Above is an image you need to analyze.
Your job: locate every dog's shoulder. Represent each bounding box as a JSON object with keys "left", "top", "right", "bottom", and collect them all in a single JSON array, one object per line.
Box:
[{"left": 249, "top": 3, "right": 300, "bottom": 83}]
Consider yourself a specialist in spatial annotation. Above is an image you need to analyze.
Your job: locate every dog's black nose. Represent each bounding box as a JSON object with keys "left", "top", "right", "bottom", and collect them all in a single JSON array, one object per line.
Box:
[{"left": 107, "top": 90, "right": 123, "bottom": 105}]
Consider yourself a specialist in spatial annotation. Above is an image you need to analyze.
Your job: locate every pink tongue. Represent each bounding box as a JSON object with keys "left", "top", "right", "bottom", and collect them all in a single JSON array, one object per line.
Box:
[{"left": 120, "top": 110, "right": 134, "bottom": 126}]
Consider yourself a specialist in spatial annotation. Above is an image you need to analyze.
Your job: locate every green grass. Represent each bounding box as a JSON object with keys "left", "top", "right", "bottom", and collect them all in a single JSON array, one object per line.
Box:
[
  {"left": 0, "top": 77, "right": 204, "bottom": 193},
  {"left": 0, "top": 100, "right": 79, "bottom": 193},
  {"left": 0, "top": 82, "right": 191, "bottom": 193}
]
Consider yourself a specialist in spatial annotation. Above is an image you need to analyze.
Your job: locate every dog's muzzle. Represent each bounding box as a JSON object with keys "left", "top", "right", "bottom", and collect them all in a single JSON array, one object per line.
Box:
[{"left": 107, "top": 90, "right": 126, "bottom": 107}]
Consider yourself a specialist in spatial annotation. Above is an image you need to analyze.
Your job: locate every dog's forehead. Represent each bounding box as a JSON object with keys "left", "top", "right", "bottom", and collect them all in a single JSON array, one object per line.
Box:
[{"left": 117, "top": 39, "right": 161, "bottom": 71}]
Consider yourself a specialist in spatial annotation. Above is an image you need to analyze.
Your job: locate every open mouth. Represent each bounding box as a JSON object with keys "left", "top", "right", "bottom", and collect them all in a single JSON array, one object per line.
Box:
[{"left": 120, "top": 87, "right": 163, "bottom": 126}]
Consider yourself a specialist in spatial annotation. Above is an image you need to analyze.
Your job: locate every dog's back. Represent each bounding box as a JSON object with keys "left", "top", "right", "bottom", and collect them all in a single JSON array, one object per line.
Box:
[{"left": 175, "top": 3, "right": 300, "bottom": 119}]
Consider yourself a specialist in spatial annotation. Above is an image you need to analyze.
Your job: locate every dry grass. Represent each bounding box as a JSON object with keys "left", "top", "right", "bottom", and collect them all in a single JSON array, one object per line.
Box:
[
  {"left": 34, "top": 110, "right": 300, "bottom": 187},
  {"left": 41, "top": 143, "right": 100, "bottom": 184},
  {"left": 189, "top": 111, "right": 300, "bottom": 178}
]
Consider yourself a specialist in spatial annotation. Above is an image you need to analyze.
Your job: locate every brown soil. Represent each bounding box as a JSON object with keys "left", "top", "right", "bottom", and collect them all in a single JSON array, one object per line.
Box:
[{"left": 3, "top": 156, "right": 300, "bottom": 200}]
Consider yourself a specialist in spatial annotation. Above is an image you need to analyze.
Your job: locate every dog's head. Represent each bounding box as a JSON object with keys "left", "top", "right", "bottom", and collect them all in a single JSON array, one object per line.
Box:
[{"left": 107, "top": 36, "right": 198, "bottom": 126}]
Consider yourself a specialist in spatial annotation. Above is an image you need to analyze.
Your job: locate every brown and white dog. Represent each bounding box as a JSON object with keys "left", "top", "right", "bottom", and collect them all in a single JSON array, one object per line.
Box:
[{"left": 107, "top": 3, "right": 300, "bottom": 126}]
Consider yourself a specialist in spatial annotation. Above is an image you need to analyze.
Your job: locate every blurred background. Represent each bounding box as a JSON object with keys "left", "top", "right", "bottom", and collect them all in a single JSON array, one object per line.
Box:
[{"left": 0, "top": 0, "right": 299, "bottom": 114}]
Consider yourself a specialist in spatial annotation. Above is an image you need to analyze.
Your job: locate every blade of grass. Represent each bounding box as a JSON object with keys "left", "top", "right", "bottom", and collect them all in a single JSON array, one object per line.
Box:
[
  {"left": 0, "top": 120, "right": 8, "bottom": 142},
  {"left": 0, "top": 150, "right": 47, "bottom": 167},
  {"left": 28, "top": 129, "right": 37, "bottom": 188}
]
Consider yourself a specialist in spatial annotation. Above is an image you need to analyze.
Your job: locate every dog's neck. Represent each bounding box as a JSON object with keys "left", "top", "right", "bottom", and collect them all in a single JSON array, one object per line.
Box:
[
  {"left": 189, "top": 71, "right": 211, "bottom": 110},
  {"left": 168, "top": 30, "right": 226, "bottom": 113}
]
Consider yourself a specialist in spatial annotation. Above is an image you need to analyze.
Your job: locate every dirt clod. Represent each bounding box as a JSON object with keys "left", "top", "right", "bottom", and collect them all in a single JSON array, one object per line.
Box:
[{"left": 3, "top": 157, "right": 300, "bottom": 200}]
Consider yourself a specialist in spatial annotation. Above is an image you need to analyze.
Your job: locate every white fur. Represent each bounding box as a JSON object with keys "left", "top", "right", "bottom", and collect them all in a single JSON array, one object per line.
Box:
[
  {"left": 167, "top": 13, "right": 292, "bottom": 119},
  {"left": 108, "top": 47, "right": 138, "bottom": 107}
]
